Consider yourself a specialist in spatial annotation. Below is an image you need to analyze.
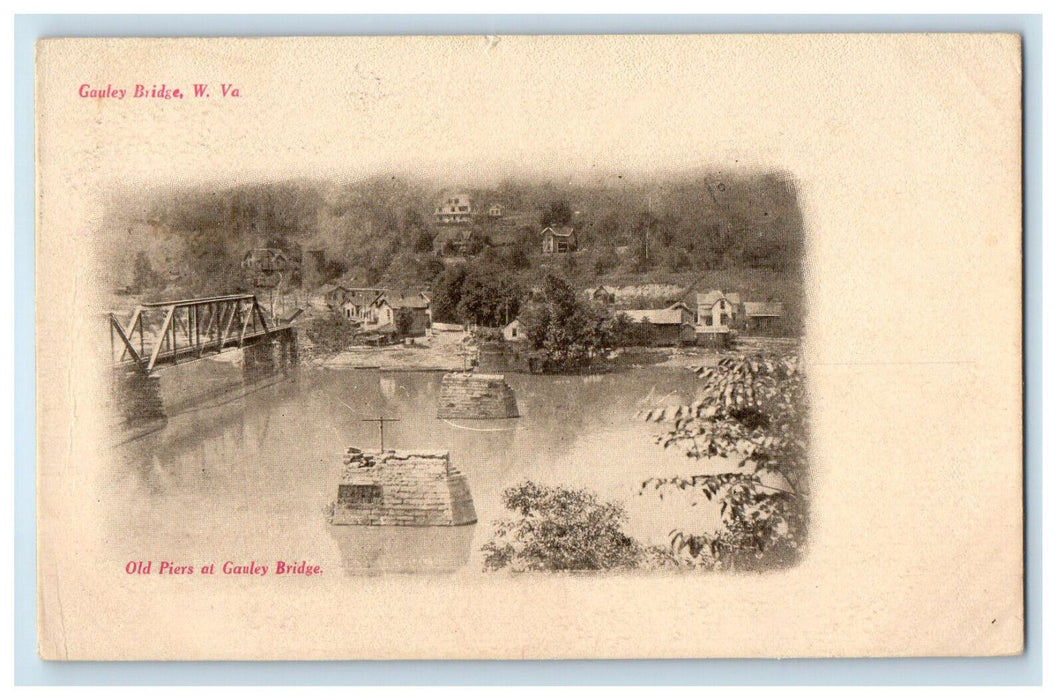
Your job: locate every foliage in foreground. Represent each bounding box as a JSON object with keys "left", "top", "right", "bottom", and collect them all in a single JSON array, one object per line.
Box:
[
  {"left": 482, "top": 481, "right": 644, "bottom": 572},
  {"left": 643, "top": 352, "right": 809, "bottom": 571}
]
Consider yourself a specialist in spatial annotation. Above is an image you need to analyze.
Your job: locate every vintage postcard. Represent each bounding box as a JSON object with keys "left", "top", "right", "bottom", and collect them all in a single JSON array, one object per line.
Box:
[{"left": 35, "top": 34, "right": 1023, "bottom": 660}]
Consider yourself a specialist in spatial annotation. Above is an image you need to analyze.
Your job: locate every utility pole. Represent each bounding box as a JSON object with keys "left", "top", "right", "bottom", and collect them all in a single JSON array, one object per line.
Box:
[
  {"left": 361, "top": 415, "right": 399, "bottom": 453},
  {"left": 644, "top": 193, "right": 653, "bottom": 262}
]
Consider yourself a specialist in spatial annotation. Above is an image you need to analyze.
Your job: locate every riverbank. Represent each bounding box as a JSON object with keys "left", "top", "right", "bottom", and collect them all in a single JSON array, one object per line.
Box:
[
  {"left": 320, "top": 330, "right": 473, "bottom": 371},
  {"left": 314, "top": 328, "right": 797, "bottom": 373}
]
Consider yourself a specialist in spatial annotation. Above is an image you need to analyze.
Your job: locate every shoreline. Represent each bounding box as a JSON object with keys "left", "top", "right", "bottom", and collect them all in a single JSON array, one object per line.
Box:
[{"left": 314, "top": 344, "right": 743, "bottom": 374}]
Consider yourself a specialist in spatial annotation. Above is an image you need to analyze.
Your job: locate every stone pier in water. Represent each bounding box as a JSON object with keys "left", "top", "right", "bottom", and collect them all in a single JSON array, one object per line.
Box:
[
  {"left": 329, "top": 449, "right": 477, "bottom": 527},
  {"left": 436, "top": 372, "right": 520, "bottom": 419}
]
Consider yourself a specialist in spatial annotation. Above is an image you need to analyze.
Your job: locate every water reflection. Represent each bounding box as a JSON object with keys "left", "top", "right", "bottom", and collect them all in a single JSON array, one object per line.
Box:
[
  {"left": 103, "top": 366, "right": 704, "bottom": 576},
  {"left": 328, "top": 525, "right": 475, "bottom": 576}
]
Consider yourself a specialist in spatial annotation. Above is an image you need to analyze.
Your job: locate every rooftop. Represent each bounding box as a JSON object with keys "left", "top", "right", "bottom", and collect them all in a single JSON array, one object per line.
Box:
[
  {"left": 617, "top": 308, "right": 691, "bottom": 325},
  {"left": 744, "top": 301, "right": 785, "bottom": 317},
  {"left": 697, "top": 290, "right": 743, "bottom": 305}
]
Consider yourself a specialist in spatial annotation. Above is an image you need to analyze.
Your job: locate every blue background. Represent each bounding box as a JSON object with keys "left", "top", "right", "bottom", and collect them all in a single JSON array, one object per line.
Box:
[{"left": 13, "top": 13, "right": 1043, "bottom": 685}]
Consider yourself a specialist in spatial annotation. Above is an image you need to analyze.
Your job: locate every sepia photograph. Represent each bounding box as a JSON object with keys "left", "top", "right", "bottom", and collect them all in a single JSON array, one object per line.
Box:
[{"left": 33, "top": 33, "right": 1024, "bottom": 661}]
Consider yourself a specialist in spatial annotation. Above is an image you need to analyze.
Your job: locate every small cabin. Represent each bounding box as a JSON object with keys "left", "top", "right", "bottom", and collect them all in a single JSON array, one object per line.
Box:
[
  {"left": 542, "top": 226, "right": 578, "bottom": 254},
  {"left": 502, "top": 319, "right": 527, "bottom": 342},
  {"left": 743, "top": 301, "right": 786, "bottom": 336}
]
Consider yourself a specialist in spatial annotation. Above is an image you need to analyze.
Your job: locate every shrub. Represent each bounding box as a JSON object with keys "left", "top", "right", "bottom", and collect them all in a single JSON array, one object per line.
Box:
[
  {"left": 642, "top": 353, "right": 808, "bottom": 571},
  {"left": 482, "top": 481, "right": 644, "bottom": 572},
  {"left": 304, "top": 312, "right": 359, "bottom": 355}
]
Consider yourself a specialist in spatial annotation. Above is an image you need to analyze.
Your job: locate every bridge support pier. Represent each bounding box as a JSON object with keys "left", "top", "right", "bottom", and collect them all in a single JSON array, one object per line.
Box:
[
  {"left": 242, "top": 327, "right": 298, "bottom": 380},
  {"left": 109, "top": 368, "right": 167, "bottom": 439}
]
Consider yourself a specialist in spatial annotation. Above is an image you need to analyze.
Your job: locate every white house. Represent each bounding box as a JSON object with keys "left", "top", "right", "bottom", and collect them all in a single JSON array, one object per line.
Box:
[
  {"left": 435, "top": 194, "right": 474, "bottom": 225},
  {"left": 696, "top": 290, "right": 743, "bottom": 328},
  {"left": 340, "top": 299, "right": 360, "bottom": 322},
  {"left": 502, "top": 319, "right": 527, "bottom": 342}
]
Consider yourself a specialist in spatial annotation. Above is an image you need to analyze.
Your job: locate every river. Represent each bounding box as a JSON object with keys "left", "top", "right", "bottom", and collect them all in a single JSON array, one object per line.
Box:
[{"left": 104, "top": 363, "right": 725, "bottom": 577}]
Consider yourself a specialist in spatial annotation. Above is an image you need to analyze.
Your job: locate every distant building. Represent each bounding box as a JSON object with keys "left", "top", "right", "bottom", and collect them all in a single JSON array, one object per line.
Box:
[
  {"left": 696, "top": 290, "right": 743, "bottom": 329},
  {"left": 542, "top": 226, "right": 578, "bottom": 254},
  {"left": 487, "top": 203, "right": 504, "bottom": 218},
  {"left": 435, "top": 194, "right": 474, "bottom": 225},
  {"left": 433, "top": 227, "right": 475, "bottom": 256},
  {"left": 311, "top": 282, "right": 338, "bottom": 310},
  {"left": 241, "top": 248, "right": 295, "bottom": 288},
  {"left": 502, "top": 319, "right": 527, "bottom": 342},
  {"left": 617, "top": 306, "right": 696, "bottom": 347},
  {"left": 339, "top": 299, "right": 361, "bottom": 322},
  {"left": 331, "top": 286, "right": 387, "bottom": 323},
  {"left": 374, "top": 292, "right": 432, "bottom": 336},
  {"left": 324, "top": 284, "right": 349, "bottom": 309},
  {"left": 743, "top": 301, "right": 786, "bottom": 336},
  {"left": 588, "top": 285, "right": 617, "bottom": 304}
]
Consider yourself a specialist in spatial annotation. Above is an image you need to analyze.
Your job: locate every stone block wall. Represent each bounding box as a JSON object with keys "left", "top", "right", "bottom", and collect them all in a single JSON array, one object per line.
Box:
[
  {"left": 437, "top": 373, "right": 520, "bottom": 419},
  {"left": 109, "top": 369, "right": 167, "bottom": 429},
  {"left": 329, "top": 449, "right": 477, "bottom": 527}
]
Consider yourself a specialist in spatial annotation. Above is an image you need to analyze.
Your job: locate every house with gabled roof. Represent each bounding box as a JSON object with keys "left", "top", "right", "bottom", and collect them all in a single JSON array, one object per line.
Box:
[
  {"left": 541, "top": 226, "right": 577, "bottom": 254},
  {"left": 616, "top": 305, "right": 696, "bottom": 347},
  {"left": 371, "top": 291, "right": 432, "bottom": 336},
  {"left": 696, "top": 290, "right": 743, "bottom": 329},
  {"left": 587, "top": 285, "right": 617, "bottom": 304},
  {"left": 435, "top": 194, "right": 474, "bottom": 225},
  {"left": 329, "top": 286, "right": 386, "bottom": 323},
  {"left": 502, "top": 319, "right": 527, "bottom": 342},
  {"left": 743, "top": 301, "right": 786, "bottom": 336}
]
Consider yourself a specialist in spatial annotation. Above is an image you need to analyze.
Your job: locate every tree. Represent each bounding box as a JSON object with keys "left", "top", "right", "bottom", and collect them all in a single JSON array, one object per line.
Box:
[
  {"left": 430, "top": 265, "right": 467, "bottom": 324},
  {"left": 456, "top": 264, "right": 522, "bottom": 327},
  {"left": 304, "top": 311, "right": 359, "bottom": 355},
  {"left": 522, "top": 275, "right": 621, "bottom": 371},
  {"left": 394, "top": 307, "right": 415, "bottom": 337},
  {"left": 482, "top": 481, "right": 644, "bottom": 572},
  {"left": 540, "top": 200, "right": 573, "bottom": 228},
  {"left": 131, "top": 250, "right": 163, "bottom": 294},
  {"left": 504, "top": 245, "right": 530, "bottom": 270},
  {"left": 642, "top": 353, "right": 808, "bottom": 570},
  {"left": 592, "top": 247, "right": 620, "bottom": 275},
  {"left": 430, "top": 261, "right": 523, "bottom": 327},
  {"left": 466, "top": 231, "right": 489, "bottom": 257},
  {"left": 412, "top": 229, "right": 436, "bottom": 253}
]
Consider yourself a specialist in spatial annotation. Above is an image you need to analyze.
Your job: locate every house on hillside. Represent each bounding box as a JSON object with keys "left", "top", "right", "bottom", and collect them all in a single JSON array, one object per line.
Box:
[
  {"left": 542, "top": 226, "right": 578, "bottom": 254},
  {"left": 433, "top": 227, "right": 475, "bottom": 256},
  {"left": 666, "top": 301, "right": 695, "bottom": 317},
  {"left": 487, "top": 203, "right": 504, "bottom": 218},
  {"left": 241, "top": 248, "right": 296, "bottom": 288},
  {"left": 340, "top": 299, "right": 360, "bottom": 322},
  {"left": 346, "top": 288, "right": 387, "bottom": 322},
  {"left": 743, "top": 301, "right": 786, "bottom": 336},
  {"left": 435, "top": 194, "right": 474, "bottom": 225},
  {"left": 502, "top": 319, "right": 527, "bottom": 342},
  {"left": 241, "top": 247, "right": 290, "bottom": 274},
  {"left": 617, "top": 306, "right": 696, "bottom": 347}
]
